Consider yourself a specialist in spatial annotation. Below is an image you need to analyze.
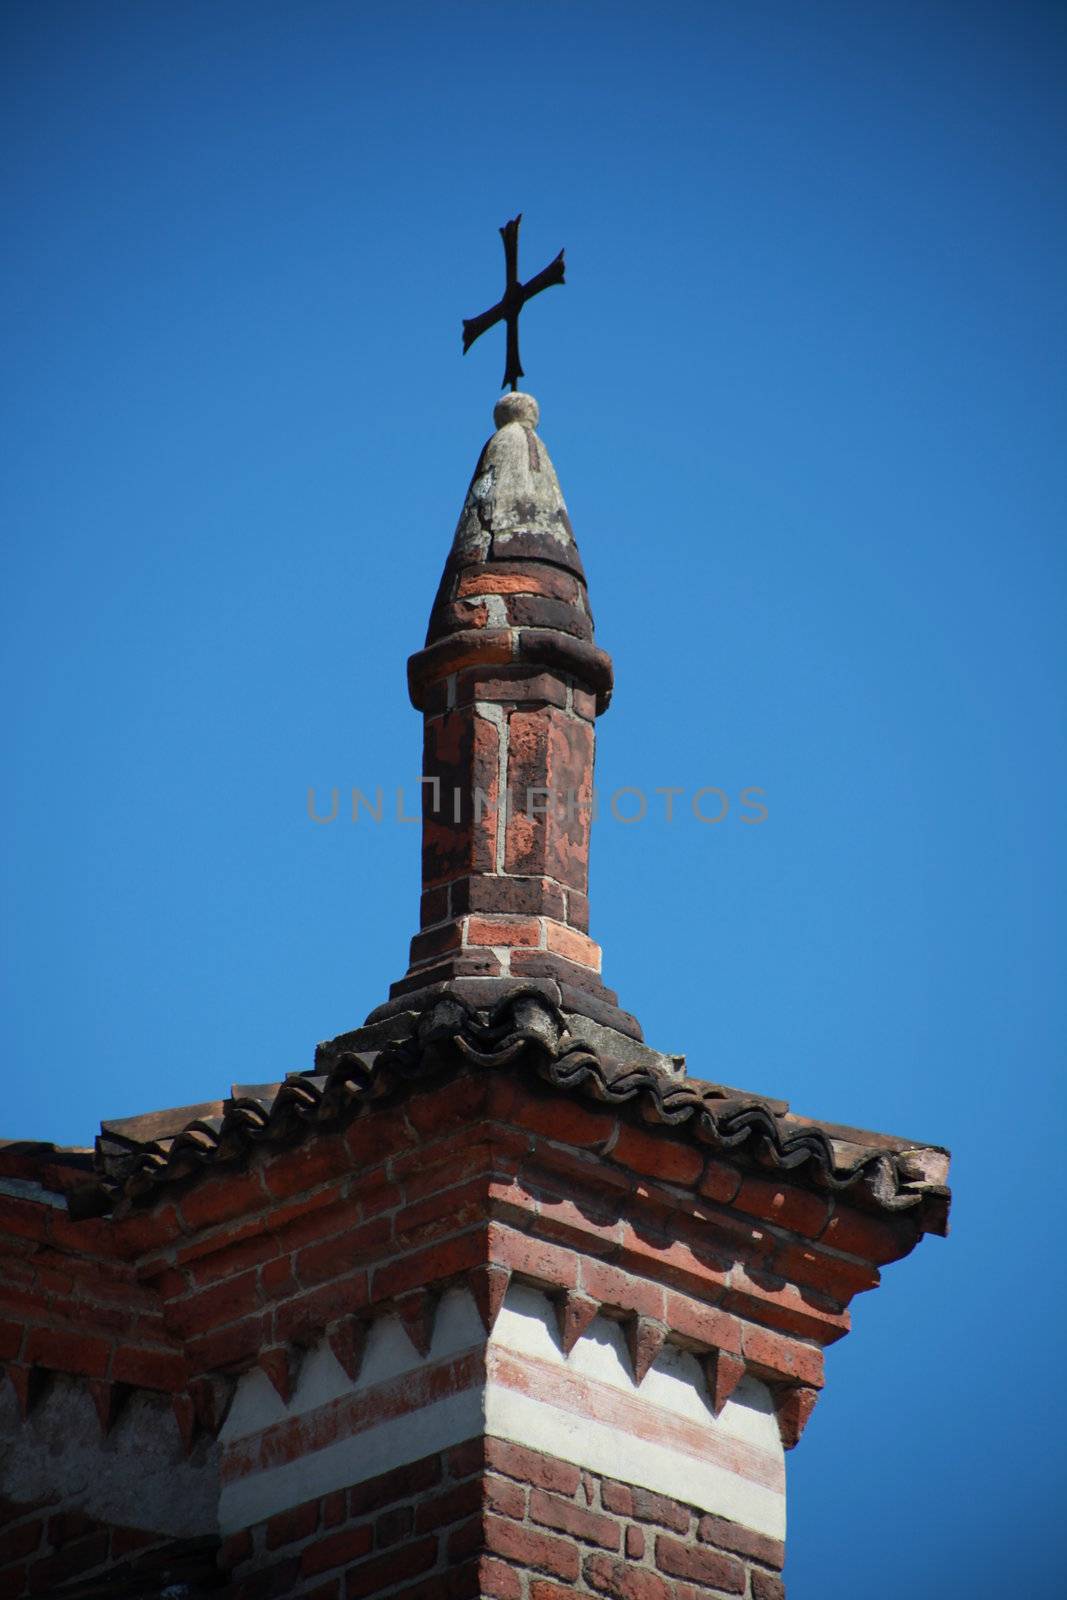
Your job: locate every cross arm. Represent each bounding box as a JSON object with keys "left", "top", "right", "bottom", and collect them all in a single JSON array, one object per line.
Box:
[
  {"left": 462, "top": 301, "right": 506, "bottom": 354},
  {"left": 520, "top": 248, "right": 566, "bottom": 303}
]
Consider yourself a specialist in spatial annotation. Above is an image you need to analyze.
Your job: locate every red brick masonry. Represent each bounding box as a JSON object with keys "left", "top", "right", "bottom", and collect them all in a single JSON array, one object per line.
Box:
[
  {"left": 0, "top": 1061, "right": 934, "bottom": 1596},
  {"left": 1, "top": 1068, "right": 923, "bottom": 1454},
  {"left": 0, "top": 1498, "right": 216, "bottom": 1598},
  {"left": 223, "top": 1438, "right": 785, "bottom": 1600}
]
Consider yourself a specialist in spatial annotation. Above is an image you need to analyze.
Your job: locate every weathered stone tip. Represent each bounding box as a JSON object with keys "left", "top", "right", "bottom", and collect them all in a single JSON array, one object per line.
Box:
[{"left": 493, "top": 391, "right": 539, "bottom": 431}]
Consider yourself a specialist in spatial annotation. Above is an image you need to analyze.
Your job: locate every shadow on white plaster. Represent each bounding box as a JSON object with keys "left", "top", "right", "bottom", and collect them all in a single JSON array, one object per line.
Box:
[{"left": 0, "top": 1373, "right": 218, "bottom": 1537}]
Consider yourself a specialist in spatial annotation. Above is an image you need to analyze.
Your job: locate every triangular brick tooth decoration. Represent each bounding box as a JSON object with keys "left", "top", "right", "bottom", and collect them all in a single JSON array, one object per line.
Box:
[
  {"left": 469, "top": 1263, "right": 511, "bottom": 1335},
  {"left": 5, "top": 1363, "right": 48, "bottom": 1418},
  {"left": 189, "top": 1374, "right": 236, "bottom": 1438},
  {"left": 625, "top": 1316, "right": 668, "bottom": 1386},
  {"left": 88, "top": 1379, "right": 130, "bottom": 1434},
  {"left": 395, "top": 1289, "right": 437, "bottom": 1359},
  {"left": 326, "top": 1316, "right": 370, "bottom": 1383},
  {"left": 171, "top": 1391, "right": 198, "bottom": 1454},
  {"left": 704, "top": 1348, "right": 746, "bottom": 1417},
  {"left": 258, "top": 1344, "right": 303, "bottom": 1405},
  {"left": 774, "top": 1383, "right": 820, "bottom": 1449},
  {"left": 555, "top": 1291, "right": 601, "bottom": 1355}
]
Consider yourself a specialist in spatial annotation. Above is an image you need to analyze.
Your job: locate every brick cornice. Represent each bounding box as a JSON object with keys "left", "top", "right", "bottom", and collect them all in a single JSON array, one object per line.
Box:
[
  {"left": 1, "top": 1031, "right": 944, "bottom": 1453},
  {"left": 80, "top": 991, "right": 949, "bottom": 1238}
]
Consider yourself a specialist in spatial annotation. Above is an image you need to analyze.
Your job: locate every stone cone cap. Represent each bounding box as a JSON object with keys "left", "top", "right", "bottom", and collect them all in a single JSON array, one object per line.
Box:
[
  {"left": 443, "top": 391, "right": 585, "bottom": 580},
  {"left": 409, "top": 393, "right": 613, "bottom": 713}
]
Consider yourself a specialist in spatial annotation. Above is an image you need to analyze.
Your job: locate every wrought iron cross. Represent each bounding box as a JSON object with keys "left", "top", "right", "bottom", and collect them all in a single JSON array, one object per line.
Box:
[{"left": 462, "top": 215, "right": 565, "bottom": 391}]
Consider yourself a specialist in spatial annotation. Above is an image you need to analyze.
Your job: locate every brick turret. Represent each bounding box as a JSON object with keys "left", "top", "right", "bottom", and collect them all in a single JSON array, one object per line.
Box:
[
  {"left": 0, "top": 390, "right": 951, "bottom": 1600},
  {"left": 381, "top": 390, "right": 635, "bottom": 1039}
]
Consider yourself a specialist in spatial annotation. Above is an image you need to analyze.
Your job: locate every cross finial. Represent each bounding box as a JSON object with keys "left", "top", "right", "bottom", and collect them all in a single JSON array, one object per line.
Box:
[{"left": 462, "top": 215, "right": 565, "bottom": 391}]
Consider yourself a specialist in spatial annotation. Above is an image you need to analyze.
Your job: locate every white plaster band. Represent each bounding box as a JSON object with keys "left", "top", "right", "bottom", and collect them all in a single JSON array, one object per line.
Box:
[
  {"left": 216, "top": 1284, "right": 786, "bottom": 1542},
  {"left": 487, "top": 1345, "right": 783, "bottom": 1493},
  {"left": 220, "top": 1386, "right": 484, "bottom": 1535},
  {"left": 220, "top": 1349, "right": 485, "bottom": 1486}
]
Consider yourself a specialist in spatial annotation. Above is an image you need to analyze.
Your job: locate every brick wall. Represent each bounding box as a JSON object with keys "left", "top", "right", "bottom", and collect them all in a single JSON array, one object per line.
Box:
[
  {"left": 223, "top": 1438, "right": 785, "bottom": 1600},
  {"left": 2, "top": 1066, "right": 918, "bottom": 1496},
  {"left": 0, "top": 1497, "right": 217, "bottom": 1598},
  {"left": 0, "top": 1146, "right": 186, "bottom": 1431},
  {"left": 1, "top": 1061, "right": 932, "bottom": 1596}
]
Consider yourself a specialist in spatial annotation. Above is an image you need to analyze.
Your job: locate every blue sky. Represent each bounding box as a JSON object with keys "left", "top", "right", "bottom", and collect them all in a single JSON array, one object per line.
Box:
[{"left": 2, "top": 1, "right": 1064, "bottom": 1591}]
